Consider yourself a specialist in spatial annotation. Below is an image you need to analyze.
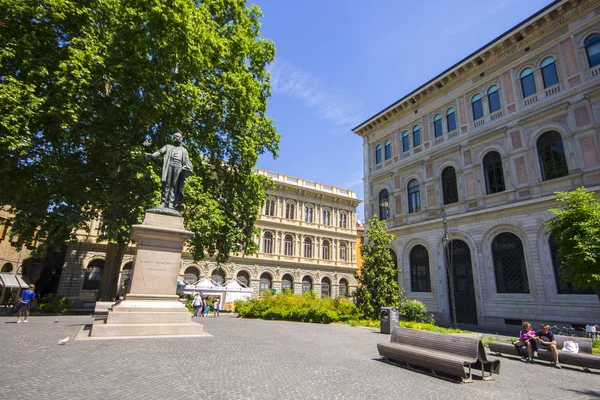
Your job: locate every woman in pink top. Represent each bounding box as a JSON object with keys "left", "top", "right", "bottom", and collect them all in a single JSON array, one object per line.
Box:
[{"left": 513, "top": 321, "right": 535, "bottom": 361}]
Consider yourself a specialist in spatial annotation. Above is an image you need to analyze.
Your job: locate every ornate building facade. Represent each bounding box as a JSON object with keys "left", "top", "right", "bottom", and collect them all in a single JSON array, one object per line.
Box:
[
  {"left": 353, "top": 0, "right": 600, "bottom": 330},
  {"left": 57, "top": 169, "right": 362, "bottom": 301}
]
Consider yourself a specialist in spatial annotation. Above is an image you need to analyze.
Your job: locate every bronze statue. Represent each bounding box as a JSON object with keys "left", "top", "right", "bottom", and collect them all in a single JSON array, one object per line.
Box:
[{"left": 146, "top": 132, "right": 193, "bottom": 208}]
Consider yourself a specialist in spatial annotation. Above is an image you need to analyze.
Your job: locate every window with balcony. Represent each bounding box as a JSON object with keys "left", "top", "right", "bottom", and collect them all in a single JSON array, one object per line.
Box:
[
  {"left": 284, "top": 234, "right": 294, "bottom": 256},
  {"left": 264, "top": 198, "right": 276, "bottom": 216},
  {"left": 541, "top": 57, "right": 558, "bottom": 88},
  {"left": 304, "top": 238, "right": 313, "bottom": 258},
  {"left": 520, "top": 68, "right": 536, "bottom": 98},
  {"left": 375, "top": 144, "right": 382, "bottom": 164},
  {"left": 322, "top": 210, "right": 331, "bottom": 225},
  {"left": 322, "top": 240, "right": 330, "bottom": 260},
  {"left": 407, "top": 180, "right": 420, "bottom": 214},
  {"left": 585, "top": 34, "right": 600, "bottom": 68},
  {"left": 412, "top": 125, "right": 421, "bottom": 147},
  {"left": 537, "top": 131, "right": 568, "bottom": 181},
  {"left": 384, "top": 140, "right": 392, "bottom": 160},
  {"left": 378, "top": 189, "right": 390, "bottom": 220},
  {"left": 285, "top": 202, "right": 295, "bottom": 219},
  {"left": 402, "top": 130, "right": 410, "bottom": 152},
  {"left": 446, "top": 107, "right": 456, "bottom": 132},
  {"left": 433, "top": 114, "right": 442, "bottom": 138},
  {"left": 339, "top": 212, "right": 348, "bottom": 228},
  {"left": 483, "top": 151, "right": 505, "bottom": 194},
  {"left": 304, "top": 206, "right": 314, "bottom": 223},
  {"left": 339, "top": 242, "right": 347, "bottom": 261},
  {"left": 263, "top": 232, "right": 273, "bottom": 253},
  {"left": 487, "top": 85, "right": 501, "bottom": 113},
  {"left": 441, "top": 166, "right": 458, "bottom": 205},
  {"left": 471, "top": 94, "right": 483, "bottom": 120}
]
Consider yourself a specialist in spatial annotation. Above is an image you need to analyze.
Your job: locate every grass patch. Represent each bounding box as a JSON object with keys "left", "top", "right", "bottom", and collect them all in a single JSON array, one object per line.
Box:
[{"left": 593, "top": 340, "right": 600, "bottom": 355}]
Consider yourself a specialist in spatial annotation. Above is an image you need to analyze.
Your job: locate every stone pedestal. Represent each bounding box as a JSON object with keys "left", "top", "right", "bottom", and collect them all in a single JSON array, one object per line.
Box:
[{"left": 90, "top": 211, "right": 205, "bottom": 337}]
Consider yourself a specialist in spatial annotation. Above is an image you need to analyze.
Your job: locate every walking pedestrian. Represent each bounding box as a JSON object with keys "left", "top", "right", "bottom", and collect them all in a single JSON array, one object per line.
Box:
[
  {"left": 17, "top": 284, "right": 36, "bottom": 323},
  {"left": 192, "top": 293, "right": 203, "bottom": 317},
  {"left": 213, "top": 299, "right": 220, "bottom": 318}
]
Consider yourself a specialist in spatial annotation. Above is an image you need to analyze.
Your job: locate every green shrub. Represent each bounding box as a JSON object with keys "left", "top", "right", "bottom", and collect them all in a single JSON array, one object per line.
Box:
[
  {"left": 235, "top": 291, "right": 357, "bottom": 324},
  {"left": 37, "top": 293, "right": 71, "bottom": 313},
  {"left": 399, "top": 321, "right": 467, "bottom": 334},
  {"left": 399, "top": 299, "right": 428, "bottom": 322},
  {"left": 593, "top": 340, "right": 600, "bottom": 355}
]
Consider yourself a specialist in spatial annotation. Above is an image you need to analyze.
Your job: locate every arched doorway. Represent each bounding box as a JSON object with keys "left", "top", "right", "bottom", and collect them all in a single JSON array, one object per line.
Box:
[
  {"left": 212, "top": 268, "right": 226, "bottom": 285},
  {"left": 281, "top": 274, "right": 294, "bottom": 292},
  {"left": 237, "top": 270, "right": 250, "bottom": 287},
  {"left": 82, "top": 259, "right": 104, "bottom": 291},
  {"left": 259, "top": 273, "right": 272, "bottom": 293},
  {"left": 446, "top": 240, "right": 477, "bottom": 325},
  {"left": 302, "top": 276, "right": 313, "bottom": 293}
]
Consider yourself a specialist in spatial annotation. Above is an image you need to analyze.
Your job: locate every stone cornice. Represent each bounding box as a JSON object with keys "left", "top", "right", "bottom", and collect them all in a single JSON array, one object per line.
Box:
[{"left": 353, "top": 0, "right": 596, "bottom": 137}]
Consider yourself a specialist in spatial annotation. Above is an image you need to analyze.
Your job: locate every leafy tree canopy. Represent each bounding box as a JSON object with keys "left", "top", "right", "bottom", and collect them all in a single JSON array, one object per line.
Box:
[
  {"left": 0, "top": 0, "right": 279, "bottom": 268},
  {"left": 353, "top": 215, "right": 402, "bottom": 319},
  {"left": 547, "top": 187, "right": 600, "bottom": 300}
]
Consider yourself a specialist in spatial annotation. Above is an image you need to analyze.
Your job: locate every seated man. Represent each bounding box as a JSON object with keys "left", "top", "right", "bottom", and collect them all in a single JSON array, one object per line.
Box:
[{"left": 526, "top": 324, "right": 561, "bottom": 369}]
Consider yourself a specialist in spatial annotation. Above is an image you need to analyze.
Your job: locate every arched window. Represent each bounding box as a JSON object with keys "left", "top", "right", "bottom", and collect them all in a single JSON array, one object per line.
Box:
[
  {"left": 375, "top": 144, "right": 382, "bottom": 164},
  {"left": 1, "top": 262, "right": 13, "bottom": 273},
  {"left": 321, "top": 277, "right": 331, "bottom": 297},
  {"left": 237, "top": 270, "right": 250, "bottom": 287},
  {"left": 304, "top": 238, "right": 313, "bottom": 258},
  {"left": 541, "top": 57, "right": 558, "bottom": 88},
  {"left": 82, "top": 259, "right": 104, "bottom": 291},
  {"left": 285, "top": 202, "right": 295, "bottom": 219},
  {"left": 471, "top": 94, "right": 483, "bottom": 120},
  {"left": 259, "top": 272, "right": 272, "bottom": 292},
  {"left": 537, "top": 131, "right": 568, "bottom": 181},
  {"left": 407, "top": 180, "right": 421, "bottom": 214},
  {"left": 339, "top": 278, "right": 348, "bottom": 297},
  {"left": 446, "top": 107, "right": 457, "bottom": 132},
  {"left": 284, "top": 234, "right": 294, "bottom": 256},
  {"left": 378, "top": 189, "right": 390, "bottom": 220},
  {"left": 384, "top": 140, "right": 392, "bottom": 160},
  {"left": 487, "top": 85, "right": 501, "bottom": 113},
  {"left": 302, "top": 276, "right": 313, "bottom": 293},
  {"left": 304, "top": 205, "right": 314, "bottom": 223},
  {"left": 322, "top": 240, "right": 330, "bottom": 260},
  {"left": 492, "top": 233, "right": 530, "bottom": 293},
  {"left": 389, "top": 249, "right": 398, "bottom": 269},
  {"left": 585, "top": 34, "right": 600, "bottom": 68},
  {"left": 433, "top": 114, "right": 443, "bottom": 138},
  {"left": 483, "top": 151, "right": 505, "bottom": 194},
  {"left": 402, "top": 130, "right": 410, "bottom": 152},
  {"left": 263, "top": 232, "right": 273, "bottom": 254},
  {"left": 549, "top": 235, "right": 594, "bottom": 295},
  {"left": 212, "top": 268, "right": 226, "bottom": 285},
  {"left": 441, "top": 166, "right": 458, "bottom": 205},
  {"left": 412, "top": 125, "right": 421, "bottom": 147},
  {"left": 183, "top": 267, "right": 200, "bottom": 284},
  {"left": 264, "top": 198, "right": 276, "bottom": 216},
  {"left": 282, "top": 273, "right": 294, "bottom": 292},
  {"left": 409, "top": 245, "right": 431, "bottom": 292},
  {"left": 339, "top": 242, "right": 348, "bottom": 261},
  {"left": 520, "top": 68, "right": 536, "bottom": 98}
]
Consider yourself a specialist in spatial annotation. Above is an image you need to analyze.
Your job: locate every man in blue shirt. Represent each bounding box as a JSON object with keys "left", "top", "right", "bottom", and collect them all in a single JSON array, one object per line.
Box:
[
  {"left": 526, "top": 324, "right": 561, "bottom": 368},
  {"left": 17, "top": 284, "right": 36, "bottom": 323}
]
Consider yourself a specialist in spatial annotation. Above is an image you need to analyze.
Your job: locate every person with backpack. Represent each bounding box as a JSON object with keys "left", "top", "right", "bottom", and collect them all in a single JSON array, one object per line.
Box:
[
  {"left": 192, "top": 293, "right": 203, "bottom": 318},
  {"left": 17, "top": 284, "right": 36, "bottom": 323}
]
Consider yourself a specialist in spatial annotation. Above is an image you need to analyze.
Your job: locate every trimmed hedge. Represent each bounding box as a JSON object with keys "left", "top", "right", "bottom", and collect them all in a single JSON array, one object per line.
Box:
[
  {"left": 37, "top": 293, "right": 71, "bottom": 314},
  {"left": 235, "top": 291, "right": 359, "bottom": 324}
]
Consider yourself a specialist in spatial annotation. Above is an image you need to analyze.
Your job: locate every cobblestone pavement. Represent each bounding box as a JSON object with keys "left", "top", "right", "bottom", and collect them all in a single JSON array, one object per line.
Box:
[{"left": 1, "top": 314, "right": 599, "bottom": 400}]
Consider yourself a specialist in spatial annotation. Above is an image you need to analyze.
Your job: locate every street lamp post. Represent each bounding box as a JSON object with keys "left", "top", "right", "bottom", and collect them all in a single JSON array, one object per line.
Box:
[{"left": 441, "top": 209, "right": 458, "bottom": 329}]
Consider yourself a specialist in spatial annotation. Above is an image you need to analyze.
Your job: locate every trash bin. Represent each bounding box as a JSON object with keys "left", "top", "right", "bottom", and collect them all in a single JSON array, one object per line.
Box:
[{"left": 380, "top": 307, "right": 399, "bottom": 334}]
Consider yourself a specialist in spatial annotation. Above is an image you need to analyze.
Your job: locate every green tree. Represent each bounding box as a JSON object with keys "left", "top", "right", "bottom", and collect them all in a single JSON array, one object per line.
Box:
[
  {"left": 547, "top": 187, "right": 600, "bottom": 301},
  {"left": 0, "top": 0, "right": 279, "bottom": 299},
  {"left": 353, "top": 215, "right": 402, "bottom": 319}
]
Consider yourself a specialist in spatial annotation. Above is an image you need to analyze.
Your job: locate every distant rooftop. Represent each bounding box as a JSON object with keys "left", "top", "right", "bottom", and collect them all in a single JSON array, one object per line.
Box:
[{"left": 255, "top": 168, "right": 359, "bottom": 200}]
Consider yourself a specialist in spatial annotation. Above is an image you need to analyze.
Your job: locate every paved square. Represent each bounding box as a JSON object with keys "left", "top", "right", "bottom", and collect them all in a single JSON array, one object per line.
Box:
[{"left": 1, "top": 315, "right": 599, "bottom": 399}]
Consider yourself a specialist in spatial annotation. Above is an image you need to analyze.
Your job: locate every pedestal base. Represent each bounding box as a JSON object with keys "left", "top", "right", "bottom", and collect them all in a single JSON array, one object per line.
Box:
[{"left": 90, "top": 299, "right": 204, "bottom": 338}]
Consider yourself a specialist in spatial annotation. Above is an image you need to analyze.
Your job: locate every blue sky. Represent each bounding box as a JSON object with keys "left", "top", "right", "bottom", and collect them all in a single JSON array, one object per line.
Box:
[{"left": 254, "top": 0, "right": 555, "bottom": 221}]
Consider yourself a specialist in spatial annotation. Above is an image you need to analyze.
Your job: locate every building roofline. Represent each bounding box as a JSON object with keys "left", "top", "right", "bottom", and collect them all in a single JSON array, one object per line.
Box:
[{"left": 352, "top": 0, "right": 563, "bottom": 133}]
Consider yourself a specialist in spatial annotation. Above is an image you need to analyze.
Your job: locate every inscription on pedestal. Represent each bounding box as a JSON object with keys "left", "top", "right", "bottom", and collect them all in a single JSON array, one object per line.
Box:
[{"left": 129, "top": 251, "right": 181, "bottom": 296}]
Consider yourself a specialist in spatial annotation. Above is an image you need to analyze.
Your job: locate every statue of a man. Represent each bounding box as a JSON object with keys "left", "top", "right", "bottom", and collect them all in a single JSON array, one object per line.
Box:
[{"left": 146, "top": 132, "right": 193, "bottom": 208}]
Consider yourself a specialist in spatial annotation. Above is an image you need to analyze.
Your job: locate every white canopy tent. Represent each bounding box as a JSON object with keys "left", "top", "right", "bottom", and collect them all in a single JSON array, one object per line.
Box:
[{"left": 179, "top": 277, "right": 253, "bottom": 311}]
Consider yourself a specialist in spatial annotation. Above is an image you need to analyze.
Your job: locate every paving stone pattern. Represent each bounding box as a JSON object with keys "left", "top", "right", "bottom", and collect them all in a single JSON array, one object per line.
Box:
[{"left": 1, "top": 314, "right": 599, "bottom": 399}]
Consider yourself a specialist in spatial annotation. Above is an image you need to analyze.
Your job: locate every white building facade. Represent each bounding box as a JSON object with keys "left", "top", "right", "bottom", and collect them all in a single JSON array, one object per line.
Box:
[{"left": 353, "top": 0, "right": 600, "bottom": 330}]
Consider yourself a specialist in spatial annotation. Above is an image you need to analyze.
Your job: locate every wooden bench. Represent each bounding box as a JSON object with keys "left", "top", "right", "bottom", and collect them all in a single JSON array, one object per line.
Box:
[
  {"left": 489, "top": 335, "right": 600, "bottom": 371},
  {"left": 377, "top": 327, "right": 501, "bottom": 382}
]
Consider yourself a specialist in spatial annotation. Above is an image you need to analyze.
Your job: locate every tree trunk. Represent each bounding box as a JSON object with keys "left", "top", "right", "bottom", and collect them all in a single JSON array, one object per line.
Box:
[{"left": 98, "top": 242, "right": 126, "bottom": 301}]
